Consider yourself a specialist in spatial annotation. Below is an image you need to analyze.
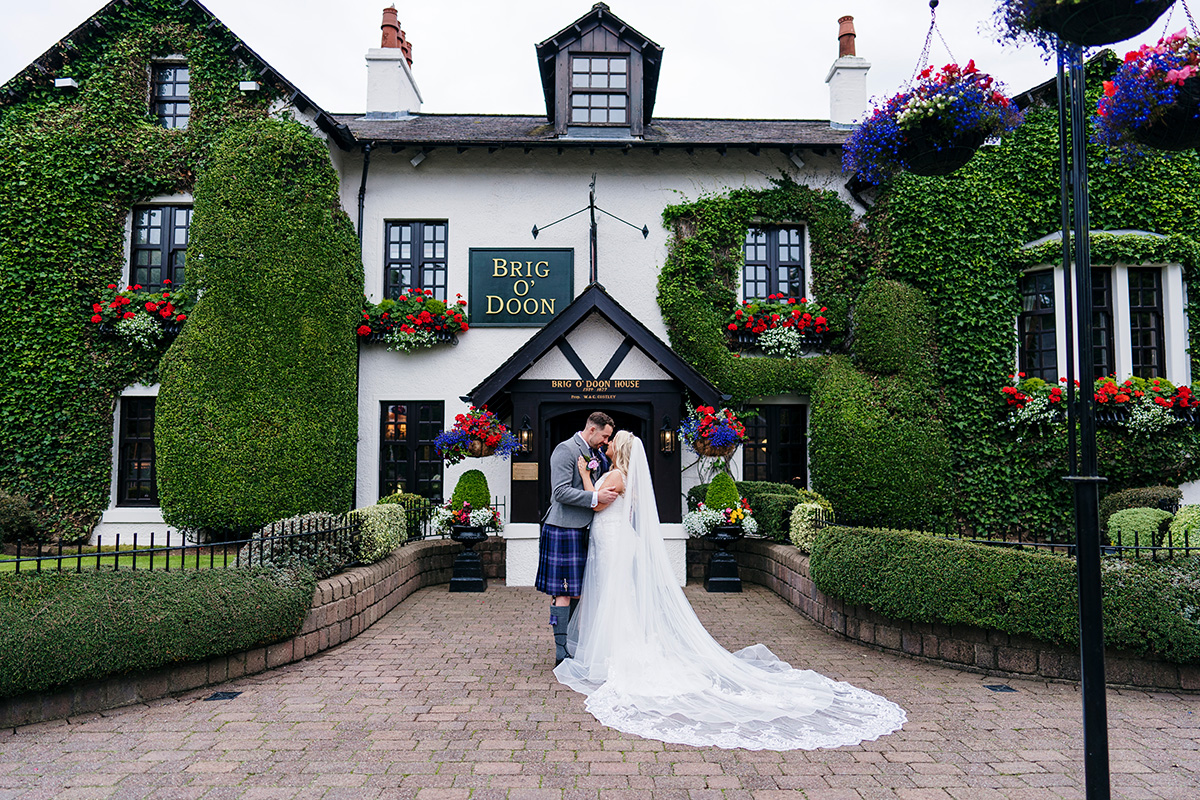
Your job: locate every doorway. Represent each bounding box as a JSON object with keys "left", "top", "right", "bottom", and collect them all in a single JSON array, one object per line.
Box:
[{"left": 539, "top": 404, "right": 651, "bottom": 518}]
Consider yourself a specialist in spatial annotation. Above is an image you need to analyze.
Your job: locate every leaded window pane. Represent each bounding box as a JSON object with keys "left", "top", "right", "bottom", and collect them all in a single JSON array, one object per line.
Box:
[
  {"left": 743, "top": 226, "right": 805, "bottom": 299},
  {"left": 118, "top": 396, "right": 158, "bottom": 506},
  {"left": 153, "top": 63, "right": 190, "bottom": 129},
  {"left": 1018, "top": 270, "right": 1057, "bottom": 382},
  {"left": 384, "top": 221, "right": 448, "bottom": 301},
  {"left": 380, "top": 401, "right": 444, "bottom": 500},
  {"left": 130, "top": 204, "right": 190, "bottom": 290},
  {"left": 1129, "top": 267, "right": 1164, "bottom": 379},
  {"left": 568, "top": 55, "right": 629, "bottom": 125},
  {"left": 743, "top": 405, "right": 808, "bottom": 489}
]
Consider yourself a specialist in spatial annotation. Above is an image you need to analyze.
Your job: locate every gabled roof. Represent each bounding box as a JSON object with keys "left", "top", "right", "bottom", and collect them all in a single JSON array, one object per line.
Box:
[
  {"left": 469, "top": 283, "right": 723, "bottom": 408},
  {"left": 0, "top": 0, "right": 354, "bottom": 150},
  {"left": 535, "top": 2, "right": 664, "bottom": 126},
  {"left": 332, "top": 113, "right": 848, "bottom": 149}
]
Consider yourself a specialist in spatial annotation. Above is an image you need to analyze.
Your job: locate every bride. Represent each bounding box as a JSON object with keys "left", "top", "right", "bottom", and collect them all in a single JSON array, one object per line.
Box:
[{"left": 553, "top": 430, "right": 907, "bottom": 751}]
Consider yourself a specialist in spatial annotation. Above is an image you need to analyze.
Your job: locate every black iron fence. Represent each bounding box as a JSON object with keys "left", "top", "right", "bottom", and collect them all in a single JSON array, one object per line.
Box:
[
  {"left": 1, "top": 496, "right": 511, "bottom": 574},
  {"left": 811, "top": 509, "right": 1200, "bottom": 560},
  {"left": 1, "top": 514, "right": 361, "bottom": 574}
]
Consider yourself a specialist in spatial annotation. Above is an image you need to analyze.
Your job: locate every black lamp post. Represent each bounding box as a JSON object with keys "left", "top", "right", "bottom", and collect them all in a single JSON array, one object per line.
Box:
[
  {"left": 659, "top": 415, "right": 677, "bottom": 454},
  {"left": 1056, "top": 41, "right": 1110, "bottom": 800}
]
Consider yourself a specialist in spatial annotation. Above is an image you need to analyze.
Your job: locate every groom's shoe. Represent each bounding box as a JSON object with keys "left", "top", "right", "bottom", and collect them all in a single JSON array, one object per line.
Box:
[{"left": 550, "top": 603, "right": 570, "bottom": 665}]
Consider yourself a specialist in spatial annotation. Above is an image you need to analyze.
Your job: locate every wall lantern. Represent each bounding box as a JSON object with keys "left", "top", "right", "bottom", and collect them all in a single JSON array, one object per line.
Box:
[
  {"left": 659, "top": 415, "right": 676, "bottom": 454},
  {"left": 518, "top": 415, "right": 534, "bottom": 453}
]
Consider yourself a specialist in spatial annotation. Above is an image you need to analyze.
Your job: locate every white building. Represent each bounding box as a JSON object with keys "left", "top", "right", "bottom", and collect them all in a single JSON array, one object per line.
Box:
[{"left": 90, "top": 3, "right": 872, "bottom": 580}]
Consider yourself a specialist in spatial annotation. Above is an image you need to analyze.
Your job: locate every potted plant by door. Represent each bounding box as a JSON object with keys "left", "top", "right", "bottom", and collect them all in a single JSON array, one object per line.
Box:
[
  {"left": 1094, "top": 29, "right": 1200, "bottom": 154},
  {"left": 994, "top": 0, "right": 1177, "bottom": 49},
  {"left": 432, "top": 469, "right": 503, "bottom": 592},
  {"left": 683, "top": 472, "right": 758, "bottom": 592},
  {"left": 843, "top": 61, "right": 1023, "bottom": 185}
]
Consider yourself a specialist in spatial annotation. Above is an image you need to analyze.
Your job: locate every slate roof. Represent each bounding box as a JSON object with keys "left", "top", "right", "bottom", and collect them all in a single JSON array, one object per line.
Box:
[{"left": 332, "top": 114, "right": 849, "bottom": 150}]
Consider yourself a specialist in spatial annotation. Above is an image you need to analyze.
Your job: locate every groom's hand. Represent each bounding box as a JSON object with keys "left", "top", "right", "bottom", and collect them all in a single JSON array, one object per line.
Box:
[{"left": 598, "top": 485, "right": 619, "bottom": 505}]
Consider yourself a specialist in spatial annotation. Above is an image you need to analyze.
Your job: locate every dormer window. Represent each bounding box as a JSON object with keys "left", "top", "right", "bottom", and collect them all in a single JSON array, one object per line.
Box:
[
  {"left": 153, "top": 62, "right": 189, "bottom": 129},
  {"left": 571, "top": 56, "right": 628, "bottom": 124}
]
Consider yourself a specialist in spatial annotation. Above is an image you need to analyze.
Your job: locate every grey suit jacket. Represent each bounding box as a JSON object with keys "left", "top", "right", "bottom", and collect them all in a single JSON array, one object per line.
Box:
[{"left": 542, "top": 433, "right": 598, "bottom": 529}]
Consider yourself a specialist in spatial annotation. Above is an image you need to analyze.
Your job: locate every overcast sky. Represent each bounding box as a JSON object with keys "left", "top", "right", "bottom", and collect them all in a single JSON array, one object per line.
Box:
[{"left": 1, "top": 1, "right": 1190, "bottom": 120}]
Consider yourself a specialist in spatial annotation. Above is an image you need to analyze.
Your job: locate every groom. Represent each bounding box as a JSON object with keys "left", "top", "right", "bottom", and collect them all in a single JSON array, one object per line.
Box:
[{"left": 536, "top": 411, "right": 618, "bottom": 665}]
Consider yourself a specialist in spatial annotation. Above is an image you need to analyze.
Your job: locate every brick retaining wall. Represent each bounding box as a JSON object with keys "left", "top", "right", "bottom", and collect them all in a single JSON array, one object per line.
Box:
[
  {"left": 687, "top": 537, "right": 1200, "bottom": 692},
  {"left": 0, "top": 537, "right": 505, "bottom": 729}
]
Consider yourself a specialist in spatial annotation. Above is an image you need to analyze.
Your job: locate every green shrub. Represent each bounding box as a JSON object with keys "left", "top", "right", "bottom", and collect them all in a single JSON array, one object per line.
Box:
[
  {"left": 239, "top": 512, "right": 356, "bottom": 579},
  {"left": 379, "top": 491, "right": 433, "bottom": 537},
  {"left": 1100, "top": 485, "right": 1183, "bottom": 533},
  {"left": 1107, "top": 507, "right": 1174, "bottom": 550},
  {"left": 853, "top": 279, "right": 937, "bottom": 380},
  {"left": 155, "top": 116, "right": 362, "bottom": 535},
  {"left": 0, "top": 491, "right": 39, "bottom": 545},
  {"left": 751, "top": 492, "right": 804, "bottom": 540},
  {"left": 688, "top": 480, "right": 804, "bottom": 513},
  {"left": 809, "top": 357, "right": 949, "bottom": 527},
  {"left": 704, "top": 472, "right": 741, "bottom": 510},
  {"left": 1168, "top": 505, "right": 1200, "bottom": 549},
  {"left": 350, "top": 504, "right": 406, "bottom": 563},
  {"left": 810, "top": 526, "right": 1200, "bottom": 663},
  {"left": 450, "top": 470, "right": 491, "bottom": 510},
  {"left": 0, "top": 567, "right": 316, "bottom": 699},
  {"left": 789, "top": 502, "right": 826, "bottom": 553}
]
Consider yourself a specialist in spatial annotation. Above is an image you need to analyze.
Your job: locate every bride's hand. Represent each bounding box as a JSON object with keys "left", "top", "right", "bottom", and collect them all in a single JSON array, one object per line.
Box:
[{"left": 577, "top": 455, "right": 590, "bottom": 477}]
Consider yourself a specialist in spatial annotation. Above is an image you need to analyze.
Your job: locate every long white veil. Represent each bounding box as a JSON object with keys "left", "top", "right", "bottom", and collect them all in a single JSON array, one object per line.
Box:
[{"left": 556, "top": 435, "right": 906, "bottom": 751}]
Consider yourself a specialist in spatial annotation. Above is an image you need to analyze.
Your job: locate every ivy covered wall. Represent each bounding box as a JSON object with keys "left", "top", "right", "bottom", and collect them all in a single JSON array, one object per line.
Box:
[
  {"left": 0, "top": 1, "right": 288, "bottom": 540},
  {"left": 658, "top": 55, "right": 1200, "bottom": 532}
]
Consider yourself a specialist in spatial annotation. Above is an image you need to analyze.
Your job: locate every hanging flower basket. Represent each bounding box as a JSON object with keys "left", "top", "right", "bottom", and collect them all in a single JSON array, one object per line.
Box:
[
  {"left": 1095, "top": 30, "right": 1200, "bottom": 156},
  {"left": 433, "top": 406, "right": 520, "bottom": 465},
  {"left": 1133, "top": 74, "right": 1200, "bottom": 150},
  {"left": 678, "top": 405, "right": 749, "bottom": 458},
  {"left": 843, "top": 61, "right": 1023, "bottom": 185},
  {"left": 995, "top": 0, "right": 1176, "bottom": 50},
  {"left": 897, "top": 122, "right": 987, "bottom": 176}
]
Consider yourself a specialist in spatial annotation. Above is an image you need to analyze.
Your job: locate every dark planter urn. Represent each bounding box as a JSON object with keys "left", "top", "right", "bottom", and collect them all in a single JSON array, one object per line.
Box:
[
  {"left": 449, "top": 525, "right": 489, "bottom": 592},
  {"left": 1134, "top": 75, "right": 1200, "bottom": 152},
  {"left": 704, "top": 524, "right": 744, "bottom": 593},
  {"left": 898, "top": 123, "right": 986, "bottom": 177},
  {"left": 1030, "top": 0, "right": 1175, "bottom": 47}
]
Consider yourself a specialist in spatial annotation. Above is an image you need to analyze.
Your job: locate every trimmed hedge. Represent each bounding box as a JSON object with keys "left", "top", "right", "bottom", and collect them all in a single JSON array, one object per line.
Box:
[
  {"left": 0, "top": 567, "right": 315, "bottom": 699},
  {"left": 155, "top": 117, "right": 362, "bottom": 534},
  {"left": 1107, "top": 507, "right": 1174, "bottom": 549},
  {"left": 752, "top": 493, "right": 805, "bottom": 541},
  {"left": 1100, "top": 485, "right": 1182, "bottom": 534},
  {"left": 704, "top": 472, "right": 741, "bottom": 510},
  {"left": 688, "top": 480, "right": 799, "bottom": 512},
  {"left": 853, "top": 279, "right": 937, "bottom": 382},
  {"left": 0, "top": 491, "right": 38, "bottom": 545},
  {"left": 450, "top": 470, "right": 491, "bottom": 509},
  {"left": 788, "top": 502, "right": 826, "bottom": 553},
  {"left": 351, "top": 504, "right": 407, "bottom": 563},
  {"left": 810, "top": 526, "right": 1200, "bottom": 663}
]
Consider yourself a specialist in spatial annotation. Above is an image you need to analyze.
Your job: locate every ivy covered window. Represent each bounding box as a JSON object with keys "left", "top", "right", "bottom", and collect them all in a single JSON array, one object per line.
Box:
[
  {"left": 384, "top": 221, "right": 447, "bottom": 301},
  {"left": 1129, "top": 267, "right": 1165, "bottom": 378},
  {"left": 117, "top": 396, "right": 157, "bottom": 506},
  {"left": 152, "top": 63, "right": 190, "bottom": 130},
  {"left": 131, "top": 205, "right": 191, "bottom": 290},
  {"left": 743, "top": 405, "right": 808, "bottom": 488},
  {"left": 1018, "top": 270, "right": 1057, "bottom": 382},
  {"left": 570, "top": 56, "right": 628, "bottom": 124},
  {"left": 743, "top": 226, "right": 805, "bottom": 300},
  {"left": 380, "top": 401, "right": 444, "bottom": 499}
]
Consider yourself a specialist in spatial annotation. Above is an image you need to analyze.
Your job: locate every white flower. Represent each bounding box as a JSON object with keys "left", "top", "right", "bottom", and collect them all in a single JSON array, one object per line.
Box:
[
  {"left": 115, "top": 314, "right": 165, "bottom": 349},
  {"left": 384, "top": 327, "right": 438, "bottom": 353}
]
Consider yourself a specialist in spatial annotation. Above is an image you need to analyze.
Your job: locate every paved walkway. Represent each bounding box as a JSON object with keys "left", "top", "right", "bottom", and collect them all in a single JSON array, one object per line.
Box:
[{"left": 1, "top": 584, "right": 1197, "bottom": 800}]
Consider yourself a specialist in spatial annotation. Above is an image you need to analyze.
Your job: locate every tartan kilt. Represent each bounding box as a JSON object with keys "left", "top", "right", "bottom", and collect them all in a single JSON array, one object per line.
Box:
[{"left": 535, "top": 523, "right": 588, "bottom": 596}]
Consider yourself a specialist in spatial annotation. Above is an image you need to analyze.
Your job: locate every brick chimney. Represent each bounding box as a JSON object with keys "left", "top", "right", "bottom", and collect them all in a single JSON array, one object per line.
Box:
[
  {"left": 825, "top": 15, "right": 871, "bottom": 129},
  {"left": 366, "top": 5, "right": 422, "bottom": 117}
]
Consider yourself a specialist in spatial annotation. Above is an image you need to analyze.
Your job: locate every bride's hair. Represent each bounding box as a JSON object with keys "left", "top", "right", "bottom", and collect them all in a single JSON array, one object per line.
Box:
[{"left": 609, "top": 430, "right": 635, "bottom": 475}]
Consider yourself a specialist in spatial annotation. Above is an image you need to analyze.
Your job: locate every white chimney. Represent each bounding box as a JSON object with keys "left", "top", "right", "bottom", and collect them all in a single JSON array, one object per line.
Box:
[
  {"left": 366, "top": 5, "right": 423, "bottom": 117},
  {"left": 825, "top": 15, "right": 870, "bottom": 129}
]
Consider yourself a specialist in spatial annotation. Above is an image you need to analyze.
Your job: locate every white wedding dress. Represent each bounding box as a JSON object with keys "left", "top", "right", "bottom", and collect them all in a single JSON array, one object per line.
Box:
[{"left": 553, "top": 438, "right": 907, "bottom": 750}]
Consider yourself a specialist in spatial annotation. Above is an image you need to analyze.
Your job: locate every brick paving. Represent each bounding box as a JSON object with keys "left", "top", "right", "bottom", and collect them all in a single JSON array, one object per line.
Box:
[{"left": 0, "top": 583, "right": 1197, "bottom": 800}]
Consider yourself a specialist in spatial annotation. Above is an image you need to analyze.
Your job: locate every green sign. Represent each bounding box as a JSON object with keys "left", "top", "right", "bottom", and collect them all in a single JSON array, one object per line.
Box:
[{"left": 468, "top": 248, "right": 574, "bottom": 327}]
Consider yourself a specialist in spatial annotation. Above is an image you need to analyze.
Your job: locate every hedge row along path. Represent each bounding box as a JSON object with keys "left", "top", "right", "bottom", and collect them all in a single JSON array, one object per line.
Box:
[{"left": 2, "top": 584, "right": 1196, "bottom": 798}]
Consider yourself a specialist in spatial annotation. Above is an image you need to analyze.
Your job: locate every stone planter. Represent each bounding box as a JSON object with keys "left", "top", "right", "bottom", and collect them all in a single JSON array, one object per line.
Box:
[
  {"left": 448, "top": 525, "right": 489, "bottom": 592},
  {"left": 703, "top": 523, "right": 744, "bottom": 592}
]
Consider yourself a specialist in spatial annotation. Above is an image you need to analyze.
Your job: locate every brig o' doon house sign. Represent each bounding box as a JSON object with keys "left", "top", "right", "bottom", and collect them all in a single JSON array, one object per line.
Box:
[{"left": 468, "top": 249, "right": 573, "bottom": 327}]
